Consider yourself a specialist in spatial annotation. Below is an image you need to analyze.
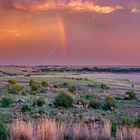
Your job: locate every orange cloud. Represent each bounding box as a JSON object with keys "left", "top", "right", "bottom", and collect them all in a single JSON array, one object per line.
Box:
[
  {"left": 0, "top": 1, "right": 123, "bottom": 14},
  {"left": 32, "top": 1, "right": 123, "bottom": 14},
  {"left": 131, "top": 7, "right": 140, "bottom": 13},
  {"left": 0, "top": 29, "right": 21, "bottom": 37}
]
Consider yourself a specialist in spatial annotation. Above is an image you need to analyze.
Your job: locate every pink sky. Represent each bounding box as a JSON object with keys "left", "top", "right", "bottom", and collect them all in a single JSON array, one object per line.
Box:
[{"left": 0, "top": 0, "right": 140, "bottom": 65}]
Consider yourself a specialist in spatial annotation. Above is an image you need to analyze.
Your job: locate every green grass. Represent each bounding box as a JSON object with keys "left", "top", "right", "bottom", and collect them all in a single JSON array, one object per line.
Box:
[{"left": 0, "top": 75, "right": 140, "bottom": 126}]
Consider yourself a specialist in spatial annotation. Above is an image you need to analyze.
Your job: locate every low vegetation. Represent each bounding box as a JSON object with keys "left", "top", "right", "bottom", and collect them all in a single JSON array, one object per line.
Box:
[
  {"left": 0, "top": 97, "right": 13, "bottom": 108},
  {"left": 0, "top": 76, "right": 139, "bottom": 139},
  {"left": 125, "top": 90, "right": 137, "bottom": 100},
  {"left": 105, "top": 96, "right": 116, "bottom": 110},
  {"left": 32, "top": 97, "right": 45, "bottom": 107},
  {"left": 22, "top": 105, "right": 31, "bottom": 113},
  {"left": 100, "top": 84, "right": 109, "bottom": 91},
  {"left": 54, "top": 91, "right": 74, "bottom": 108},
  {"left": 0, "top": 120, "right": 9, "bottom": 140}
]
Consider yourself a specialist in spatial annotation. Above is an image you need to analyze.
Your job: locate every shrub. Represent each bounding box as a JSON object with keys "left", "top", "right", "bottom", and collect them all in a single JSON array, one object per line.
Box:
[
  {"left": 31, "top": 84, "right": 40, "bottom": 91},
  {"left": 125, "top": 91, "right": 136, "bottom": 100},
  {"left": 68, "top": 86, "right": 76, "bottom": 93},
  {"left": 33, "top": 97, "right": 45, "bottom": 107},
  {"left": 41, "top": 81, "right": 48, "bottom": 87},
  {"left": 122, "top": 117, "right": 132, "bottom": 126},
  {"left": 134, "top": 118, "right": 140, "bottom": 128},
  {"left": 59, "top": 82, "right": 70, "bottom": 88},
  {"left": 89, "top": 96, "right": 102, "bottom": 109},
  {"left": 21, "top": 91, "right": 27, "bottom": 96},
  {"left": 29, "top": 80, "right": 41, "bottom": 91},
  {"left": 29, "top": 79, "right": 34, "bottom": 87},
  {"left": 54, "top": 92, "right": 74, "bottom": 108},
  {"left": 104, "top": 96, "right": 116, "bottom": 110},
  {"left": 8, "top": 84, "right": 23, "bottom": 94},
  {"left": 30, "top": 82, "right": 41, "bottom": 92},
  {"left": 100, "top": 84, "right": 109, "bottom": 91},
  {"left": 1, "top": 97, "right": 13, "bottom": 108},
  {"left": 38, "top": 108, "right": 45, "bottom": 114},
  {"left": 29, "top": 91, "right": 36, "bottom": 95},
  {"left": 87, "top": 84, "right": 97, "bottom": 88},
  {"left": 0, "top": 120, "right": 9, "bottom": 140},
  {"left": 8, "top": 79, "right": 17, "bottom": 85},
  {"left": 111, "top": 123, "right": 117, "bottom": 136},
  {"left": 53, "top": 84, "right": 58, "bottom": 88},
  {"left": 21, "top": 105, "right": 31, "bottom": 113}
]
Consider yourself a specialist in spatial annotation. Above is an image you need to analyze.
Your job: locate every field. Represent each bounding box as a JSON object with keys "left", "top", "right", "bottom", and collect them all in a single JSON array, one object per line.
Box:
[{"left": 0, "top": 66, "right": 140, "bottom": 139}]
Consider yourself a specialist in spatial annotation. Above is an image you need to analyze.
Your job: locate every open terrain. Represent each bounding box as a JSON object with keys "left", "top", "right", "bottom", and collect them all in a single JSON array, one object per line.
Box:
[{"left": 0, "top": 66, "right": 140, "bottom": 139}]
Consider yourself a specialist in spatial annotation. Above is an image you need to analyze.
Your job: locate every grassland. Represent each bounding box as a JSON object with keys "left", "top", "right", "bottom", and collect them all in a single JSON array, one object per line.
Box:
[{"left": 0, "top": 69, "right": 140, "bottom": 139}]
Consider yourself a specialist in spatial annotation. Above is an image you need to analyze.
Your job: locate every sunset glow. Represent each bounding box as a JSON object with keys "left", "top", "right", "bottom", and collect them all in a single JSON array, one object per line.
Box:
[{"left": 0, "top": 0, "right": 140, "bottom": 65}]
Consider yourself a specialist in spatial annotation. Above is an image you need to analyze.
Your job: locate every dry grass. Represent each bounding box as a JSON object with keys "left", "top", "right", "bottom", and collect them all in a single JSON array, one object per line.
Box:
[
  {"left": 10, "top": 118, "right": 140, "bottom": 140},
  {"left": 116, "top": 125, "right": 140, "bottom": 140}
]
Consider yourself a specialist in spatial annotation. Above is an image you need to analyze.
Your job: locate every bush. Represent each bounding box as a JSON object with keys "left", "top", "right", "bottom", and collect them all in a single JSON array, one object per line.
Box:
[
  {"left": 8, "top": 79, "right": 17, "bottom": 85},
  {"left": 1, "top": 97, "right": 13, "bottom": 108},
  {"left": 33, "top": 97, "right": 45, "bottom": 107},
  {"left": 0, "top": 120, "right": 9, "bottom": 140},
  {"left": 8, "top": 84, "right": 23, "bottom": 94},
  {"left": 111, "top": 123, "right": 117, "bottom": 136},
  {"left": 29, "top": 79, "right": 34, "bottom": 87},
  {"left": 41, "top": 81, "right": 48, "bottom": 87},
  {"left": 59, "top": 82, "right": 70, "bottom": 88},
  {"left": 100, "top": 84, "right": 109, "bottom": 91},
  {"left": 31, "top": 84, "right": 41, "bottom": 91},
  {"left": 38, "top": 108, "right": 45, "bottom": 114},
  {"left": 54, "top": 92, "right": 74, "bottom": 108},
  {"left": 29, "top": 80, "right": 41, "bottom": 92},
  {"left": 122, "top": 117, "right": 132, "bottom": 126},
  {"left": 21, "top": 91, "right": 27, "bottom": 96},
  {"left": 134, "top": 118, "right": 140, "bottom": 128},
  {"left": 87, "top": 84, "right": 97, "bottom": 88},
  {"left": 125, "top": 91, "right": 136, "bottom": 100},
  {"left": 21, "top": 105, "right": 31, "bottom": 113},
  {"left": 29, "top": 91, "right": 36, "bottom": 95},
  {"left": 53, "top": 84, "right": 58, "bottom": 88},
  {"left": 89, "top": 96, "right": 102, "bottom": 109},
  {"left": 68, "top": 86, "right": 76, "bottom": 93},
  {"left": 104, "top": 96, "right": 116, "bottom": 110}
]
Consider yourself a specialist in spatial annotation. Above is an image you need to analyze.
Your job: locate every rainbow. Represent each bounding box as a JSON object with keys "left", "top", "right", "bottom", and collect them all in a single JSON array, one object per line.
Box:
[{"left": 57, "top": 17, "right": 67, "bottom": 49}]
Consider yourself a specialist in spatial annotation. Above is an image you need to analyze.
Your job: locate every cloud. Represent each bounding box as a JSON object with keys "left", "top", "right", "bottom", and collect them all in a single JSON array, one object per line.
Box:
[
  {"left": 131, "top": 7, "right": 140, "bottom": 13},
  {"left": 0, "top": 0, "right": 123, "bottom": 14},
  {"left": 0, "top": 29, "right": 21, "bottom": 37}
]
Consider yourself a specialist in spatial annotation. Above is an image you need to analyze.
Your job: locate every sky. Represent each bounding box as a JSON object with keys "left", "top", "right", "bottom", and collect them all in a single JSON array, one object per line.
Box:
[{"left": 0, "top": 0, "right": 140, "bottom": 65}]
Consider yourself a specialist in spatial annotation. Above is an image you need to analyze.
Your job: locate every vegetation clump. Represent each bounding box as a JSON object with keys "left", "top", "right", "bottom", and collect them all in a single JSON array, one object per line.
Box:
[
  {"left": 33, "top": 97, "right": 45, "bottom": 107},
  {"left": 54, "top": 91, "right": 74, "bottom": 108},
  {"left": 0, "top": 120, "right": 9, "bottom": 140},
  {"left": 21, "top": 105, "right": 31, "bottom": 113},
  {"left": 100, "top": 84, "right": 109, "bottom": 91},
  {"left": 125, "top": 91, "right": 137, "bottom": 100},
  {"left": 104, "top": 96, "right": 116, "bottom": 110},
  {"left": 68, "top": 86, "right": 76, "bottom": 93},
  {"left": 41, "top": 81, "right": 48, "bottom": 87},
  {"left": 29, "top": 80, "right": 41, "bottom": 92},
  {"left": 0, "top": 97, "right": 13, "bottom": 108},
  {"left": 8, "top": 80, "right": 23, "bottom": 95},
  {"left": 89, "top": 96, "right": 102, "bottom": 109},
  {"left": 8, "top": 79, "right": 17, "bottom": 85}
]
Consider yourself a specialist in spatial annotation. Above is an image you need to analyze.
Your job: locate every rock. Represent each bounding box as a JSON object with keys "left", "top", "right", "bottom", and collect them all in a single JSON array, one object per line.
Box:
[{"left": 16, "top": 99, "right": 25, "bottom": 105}]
